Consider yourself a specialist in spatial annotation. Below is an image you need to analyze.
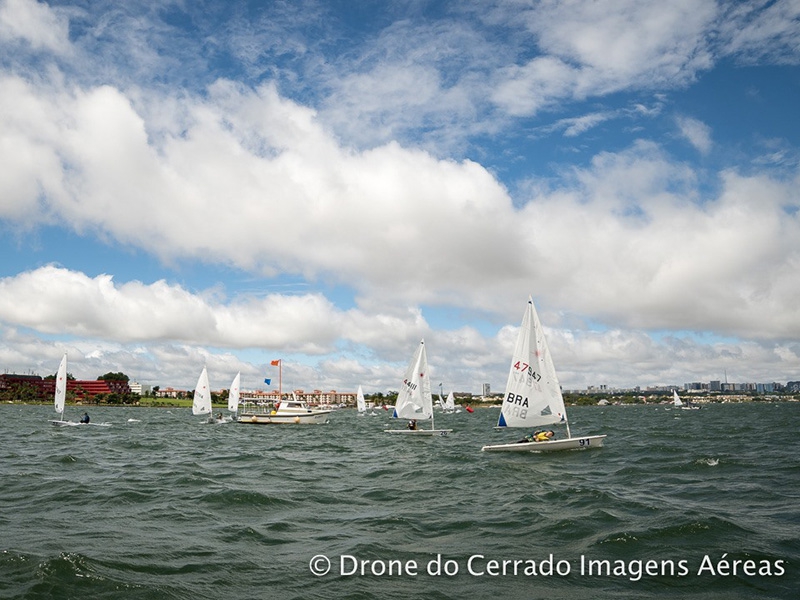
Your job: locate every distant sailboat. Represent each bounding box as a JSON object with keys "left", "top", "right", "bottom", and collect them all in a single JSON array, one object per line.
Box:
[
  {"left": 444, "top": 391, "right": 459, "bottom": 413},
  {"left": 384, "top": 340, "right": 452, "bottom": 436},
  {"left": 227, "top": 372, "right": 241, "bottom": 421},
  {"left": 192, "top": 367, "right": 213, "bottom": 422},
  {"left": 482, "top": 297, "right": 606, "bottom": 452},
  {"left": 675, "top": 389, "right": 700, "bottom": 410},
  {"left": 356, "top": 385, "right": 367, "bottom": 416},
  {"left": 50, "top": 353, "right": 72, "bottom": 427}
]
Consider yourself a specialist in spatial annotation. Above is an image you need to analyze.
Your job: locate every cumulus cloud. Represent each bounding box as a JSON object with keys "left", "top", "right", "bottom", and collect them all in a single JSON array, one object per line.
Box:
[
  {"left": 0, "top": 266, "right": 437, "bottom": 354},
  {"left": 519, "top": 142, "right": 800, "bottom": 340}
]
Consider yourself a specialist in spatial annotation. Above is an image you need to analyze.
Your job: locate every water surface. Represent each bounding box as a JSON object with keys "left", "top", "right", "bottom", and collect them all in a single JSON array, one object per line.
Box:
[{"left": 1, "top": 403, "right": 797, "bottom": 599}]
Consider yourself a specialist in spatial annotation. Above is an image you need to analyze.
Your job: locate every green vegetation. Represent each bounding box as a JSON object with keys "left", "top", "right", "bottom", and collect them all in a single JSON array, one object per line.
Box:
[{"left": 98, "top": 372, "right": 129, "bottom": 382}]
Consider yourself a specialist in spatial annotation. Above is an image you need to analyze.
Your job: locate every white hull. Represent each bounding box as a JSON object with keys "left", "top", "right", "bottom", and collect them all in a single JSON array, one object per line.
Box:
[
  {"left": 482, "top": 434, "right": 606, "bottom": 453},
  {"left": 239, "top": 410, "right": 332, "bottom": 424},
  {"left": 50, "top": 420, "right": 111, "bottom": 427},
  {"left": 50, "top": 419, "right": 79, "bottom": 427},
  {"left": 384, "top": 428, "right": 452, "bottom": 436}
]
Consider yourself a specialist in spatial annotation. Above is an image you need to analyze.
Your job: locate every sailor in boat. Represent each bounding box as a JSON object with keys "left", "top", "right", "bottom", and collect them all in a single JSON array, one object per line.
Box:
[
  {"left": 407, "top": 419, "right": 417, "bottom": 431},
  {"left": 518, "top": 430, "right": 554, "bottom": 443},
  {"left": 79, "top": 412, "right": 90, "bottom": 424}
]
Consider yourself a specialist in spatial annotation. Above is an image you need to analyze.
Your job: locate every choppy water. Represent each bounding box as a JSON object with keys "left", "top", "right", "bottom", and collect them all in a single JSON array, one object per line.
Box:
[{"left": 1, "top": 403, "right": 798, "bottom": 599}]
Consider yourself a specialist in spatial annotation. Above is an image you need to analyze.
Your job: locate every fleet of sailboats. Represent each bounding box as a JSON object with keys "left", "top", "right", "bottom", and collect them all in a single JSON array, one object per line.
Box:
[{"left": 41, "top": 300, "right": 611, "bottom": 451}]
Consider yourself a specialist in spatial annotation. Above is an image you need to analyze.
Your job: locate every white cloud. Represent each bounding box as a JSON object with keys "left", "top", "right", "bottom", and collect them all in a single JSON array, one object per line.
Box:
[
  {"left": 0, "top": 75, "right": 525, "bottom": 310},
  {"left": 720, "top": 0, "right": 800, "bottom": 64},
  {"left": 676, "top": 115, "right": 713, "bottom": 154},
  {"left": 490, "top": 0, "right": 717, "bottom": 116},
  {"left": 518, "top": 142, "right": 800, "bottom": 340},
  {"left": 2, "top": 69, "right": 800, "bottom": 345},
  {"left": 0, "top": 265, "right": 437, "bottom": 354},
  {"left": 0, "top": 0, "right": 70, "bottom": 54},
  {"left": 540, "top": 111, "right": 616, "bottom": 138}
]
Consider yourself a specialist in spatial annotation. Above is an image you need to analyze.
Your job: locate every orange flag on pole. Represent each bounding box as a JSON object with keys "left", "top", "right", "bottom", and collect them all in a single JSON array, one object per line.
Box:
[{"left": 270, "top": 360, "right": 280, "bottom": 366}]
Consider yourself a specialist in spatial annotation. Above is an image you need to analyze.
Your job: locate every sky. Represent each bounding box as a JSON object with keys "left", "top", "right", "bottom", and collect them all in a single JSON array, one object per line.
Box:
[{"left": 1, "top": 0, "right": 799, "bottom": 395}]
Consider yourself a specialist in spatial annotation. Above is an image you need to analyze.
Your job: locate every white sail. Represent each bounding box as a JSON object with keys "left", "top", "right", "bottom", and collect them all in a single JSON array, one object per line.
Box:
[
  {"left": 444, "top": 391, "right": 455, "bottom": 411},
  {"left": 356, "top": 385, "right": 366, "bottom": 413},
  {"left": 192, "top": 367, "right": 212, "bottom": 416},
  {"left": 672, "top": 390, "right": 684, "bottom": 407},
  {"left": 54, "top": 353, "right": 67, "bottom": 416},
  {"left": 496, "top": 297, "right": 567, "bottom": 429},
  {"left": 393, "top": 340, "right": 432, "bottom": 420},
  {"left": 228, "top": 372, "right": 241, "bottom": 413}
]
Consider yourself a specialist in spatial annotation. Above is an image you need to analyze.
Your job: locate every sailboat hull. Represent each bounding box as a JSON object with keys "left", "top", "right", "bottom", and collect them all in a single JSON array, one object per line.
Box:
[
  {"left": 238, "top": 410, "right": 332, "bottom": 424},
  {"left": 384, "top": 428, "right": 452, "bottom": 436},
  {"left": 482, "top": 434, "right": 606, "bottom": 452}
]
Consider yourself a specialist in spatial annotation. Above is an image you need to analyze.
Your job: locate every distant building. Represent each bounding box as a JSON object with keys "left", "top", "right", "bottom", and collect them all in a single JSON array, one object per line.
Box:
[
  {"left": 482, "top": 383, "right": 491, "bottom": 396},
  {"left": 128, "top": 382, "right": 151, "bottom": 396},
  {"left": 0, "top": 374, "right": 130, "bottom": 400}
]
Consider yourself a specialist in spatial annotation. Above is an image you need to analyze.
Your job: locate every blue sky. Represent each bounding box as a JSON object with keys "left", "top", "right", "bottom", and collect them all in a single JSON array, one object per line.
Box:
[{"left": 1, "top": 0, "right": 799, "bottom": 394}]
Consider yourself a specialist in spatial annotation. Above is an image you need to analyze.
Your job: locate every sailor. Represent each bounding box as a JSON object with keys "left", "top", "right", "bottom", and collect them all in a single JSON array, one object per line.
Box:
[
  {"left": 534, "top": 430, "right": 554, "bottom": 442},
  {"left": 80, "top": 412, "right": 90, "bottom": 424},
  {"left": 407, "top": 419, "right": 417, "bottom": 430}
]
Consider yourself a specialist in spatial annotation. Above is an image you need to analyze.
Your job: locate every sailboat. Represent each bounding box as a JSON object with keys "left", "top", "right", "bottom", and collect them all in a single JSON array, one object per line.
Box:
[
  {"left": 443, "top": 391, "right": 459, "bottom": 413},
  {"left": 384, "top": 340, "right": 452, "bottom": 436},
  {"left": 50, "top": 353, "right": 74, "bottom": 426},
  {"left": 356, "top": 385, "right": 367, "bottom": 416},
  {"left": 227, "top": 372, "right": 241, "bottom": 421},
  {"left": 674, "top": 389, "right": 700, "bottom": 410},
  {"left": 481, "top": 297, "right": 606, "bottom": 452},
  {"left": 192, "top": 366, "right": 214, "bottom": 423}
]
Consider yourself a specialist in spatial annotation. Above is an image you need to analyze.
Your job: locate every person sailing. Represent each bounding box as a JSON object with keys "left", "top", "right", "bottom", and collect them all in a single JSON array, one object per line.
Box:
[
  {"left": 407, "top": 419, "right": 417, "bottom": 431},
  {"left": 79, "top": 412, "right": 90, "bottom": 424},
  {"left": 517, "top": 430, "right": 554, "bottom": 443}
]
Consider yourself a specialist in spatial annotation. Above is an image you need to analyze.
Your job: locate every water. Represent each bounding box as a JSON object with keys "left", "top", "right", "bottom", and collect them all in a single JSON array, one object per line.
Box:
[{"left": 1, "top": 403, "right": 798, "bottom": 599}]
